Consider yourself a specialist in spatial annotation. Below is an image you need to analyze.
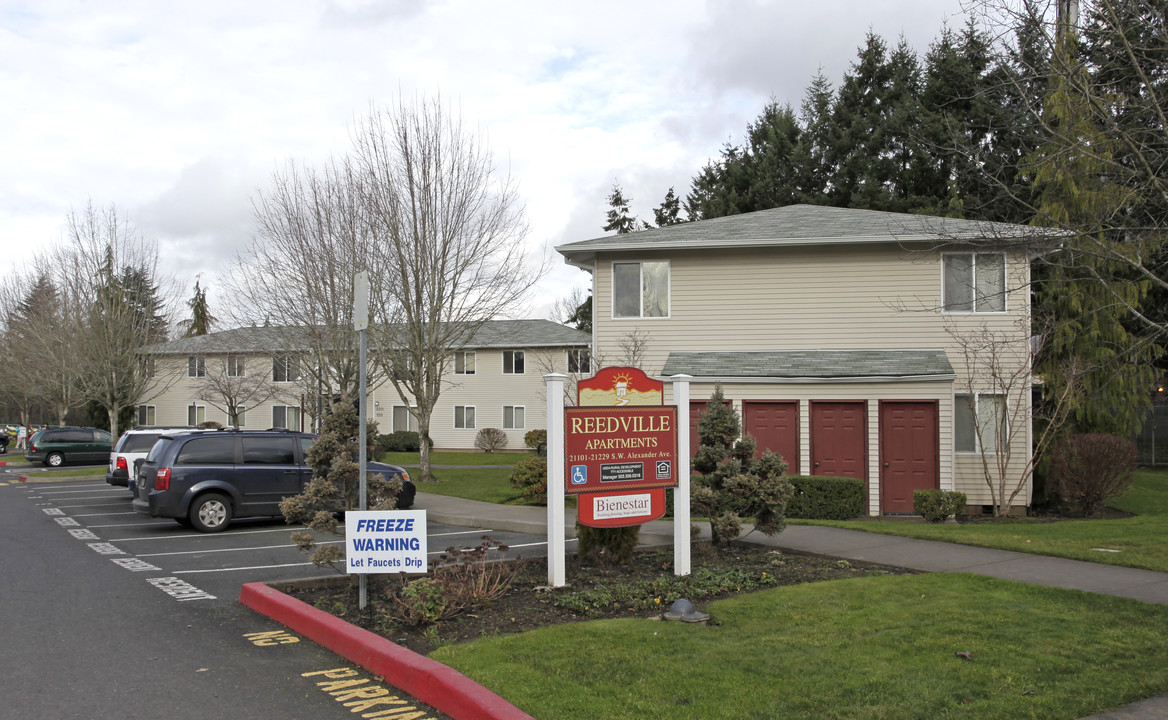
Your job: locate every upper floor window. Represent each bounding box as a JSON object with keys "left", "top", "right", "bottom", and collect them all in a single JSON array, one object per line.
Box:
[
  {"left": 943, "top": 253, "right": 1005, "bottom": 313},
  {"left": 226, "top": 355, "right": 245, "bottom": 377},
  {"left": 187, "top": 355, "right": 206, "bottom": 378},
  {"left": 138, "top": 356, "right": 155, "bottom": 378},
  {"left": 568, "top": 349, "right": 591, "bottom": 374},
  {"left": 613, "top": 261, "right": 669, "bottom": 318},
  {"left": 272, "top": 355, "right": 301, "bottom": 383},
  {"left": 503, "top": 350, "right": 525, "bottom": 374},
  {"left": 454, "top": 351, "right": 476, "bottom": 375}
]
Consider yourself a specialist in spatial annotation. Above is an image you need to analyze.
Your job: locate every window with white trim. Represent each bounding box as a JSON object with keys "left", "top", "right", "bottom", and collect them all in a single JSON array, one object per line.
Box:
[
  {"left": 943, "top": 253, "right": 1006, "bottom": 313},
  {"left": 503, "top": 405, "right": 525, "bottom": 430},
  {"left": 955, "top": 393, "right": 1007, "bottom": 454},
  {"left": 393, "top": 406, "right": 418, "bottom": 432},
  {"left": 567, "top": 349, "right": 591, "bottom": 374},
  {"left": 272, "top": 355, "right": 301, "bottom": 383},
  {"left": 187, "top": 355, "right": 206, "bottom": 378},
  {"left": 613, "top": 260, "right": 669, "bottom": 318},
  {"left": 228, "top": 406, "right": 246, "bottom": 427},
  {"left": 272, "top": 405, "right": 300, "bottom": 430},
  {"left": 454, "top": 406, "right": 476, "bottom": 429},
  {"left": 226, "top": 355, "right": 245, "bottom": 377},
  {"left": 454, "top": 351, "right": 476, "bottom": 375},
  {"left": 503, "top": 351, "right": 525, "bottom": 375},
  {"left": 137, "top": 404, "right": 156, "bottom": 426},
  {"left": 187, "top": 403, "right": 206, "bottom": 426}
]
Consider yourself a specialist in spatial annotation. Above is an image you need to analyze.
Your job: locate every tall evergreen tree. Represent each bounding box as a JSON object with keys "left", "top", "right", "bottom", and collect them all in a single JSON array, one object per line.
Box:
[
  {"left": 182, "top": 278, "right": 216, "bottom": 337},
  {"left": 652, "top": 187, "right": 684, "bottom": 226},
  {"left": 603, "top": 184, "right": 645, "bottom": 234}
]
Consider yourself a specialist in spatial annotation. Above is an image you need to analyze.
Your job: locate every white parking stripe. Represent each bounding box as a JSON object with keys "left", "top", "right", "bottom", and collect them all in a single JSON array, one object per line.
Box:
[
  {"left": 70, "top": 512, "right": 139, "bottom": 517},
  {"left": 173, "top": 562, "right": 316, "bottom": 574},
  {"left": 137, "top": 541, "right": 343, "bottom": 558}
]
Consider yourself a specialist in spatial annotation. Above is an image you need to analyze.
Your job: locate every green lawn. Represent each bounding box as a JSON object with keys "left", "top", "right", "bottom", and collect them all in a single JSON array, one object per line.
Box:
[
  {"left": 792, "top": 470, "right": 1168, "bottom": 572},
  {"left": 411, "top": 466, "right": 528, "bottom": 505},
  {"left": 31, "top": 467, "right": 106, "bottom": 478},
  {"left": 436, "top": 573, "right": 1168, "bottom": 720},
  {"left": 380, "top": 450, "right": 529, "bottom": 466}
]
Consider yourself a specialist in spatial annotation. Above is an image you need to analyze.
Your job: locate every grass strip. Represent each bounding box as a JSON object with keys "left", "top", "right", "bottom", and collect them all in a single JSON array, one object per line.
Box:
[
  {"left": 380, "top": 450, "right": 527, "bottom": 467},
  {"left": 792, "top": 470, "right": 1168, "bottom": 572},
  {"left": 435, "top": 573, "right": 1168, "bottom": 720}
]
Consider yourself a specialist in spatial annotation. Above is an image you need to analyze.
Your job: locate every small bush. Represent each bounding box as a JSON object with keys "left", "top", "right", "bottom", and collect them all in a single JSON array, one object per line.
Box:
[
  {"left": 913, "top": 489, "right": 967, "bottom": 523},
  {"left": 377, "top": 431, "right": 422, "bottom": 453},
  {"left": 1048, "top": 433, "right": 1137, "bottom": 517},
  {"left": 524, "top": 429, "right": 547, "bottom": 449},
  {"left": 384, "top": 538, "right": 518, "bottom": 626},
  {"left": 576, "top": 523, "right": 640, "bottom": 566},
  {"left": 509, "top": 456, "right": 547, "bottom": 504},
  {"left": 786, "top": 476, "right": 866, "bottom": 519},
  {"left": 475, "top": 427, "right": 508, "bottom": 453}
]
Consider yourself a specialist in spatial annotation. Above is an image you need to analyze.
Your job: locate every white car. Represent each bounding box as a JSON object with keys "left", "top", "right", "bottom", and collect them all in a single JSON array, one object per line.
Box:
[{"left": 107, "top": 427, "right": 208, "bottom": 491}]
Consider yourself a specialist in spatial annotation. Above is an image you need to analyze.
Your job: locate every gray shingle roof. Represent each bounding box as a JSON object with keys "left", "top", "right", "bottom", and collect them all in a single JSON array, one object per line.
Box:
[
  {"left": 660, "top": 350, "right": 955, "bottom": 381},
  {"left": 143, "top": 319, "right": 589, "bottom": 355},
  {"left": 557, "top": 204, "right": 1061, "bottom": 267}
]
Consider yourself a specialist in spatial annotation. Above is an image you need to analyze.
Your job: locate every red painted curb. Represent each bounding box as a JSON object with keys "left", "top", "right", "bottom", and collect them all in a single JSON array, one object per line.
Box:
[
  {"left": 239, "top": 582, "right": 535, "bottom": 720},
  {"left": 18, "top": 475, "right": 26, "bottom": 482}
]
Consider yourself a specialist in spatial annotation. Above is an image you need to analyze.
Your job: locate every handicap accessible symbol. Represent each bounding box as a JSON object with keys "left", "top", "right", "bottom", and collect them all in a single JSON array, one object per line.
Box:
[{"left": 571, "top": 465, "right": 587, "bottom": 485}]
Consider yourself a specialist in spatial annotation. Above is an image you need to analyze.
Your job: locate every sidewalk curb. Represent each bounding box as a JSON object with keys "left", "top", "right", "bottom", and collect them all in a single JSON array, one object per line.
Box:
[{"left": 239, "top": 582, "right": 535, "bottom": 720}]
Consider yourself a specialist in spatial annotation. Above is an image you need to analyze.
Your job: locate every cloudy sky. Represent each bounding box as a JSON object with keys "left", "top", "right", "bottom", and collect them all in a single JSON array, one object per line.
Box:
[{"left": 1, "top": 0, "right": 973, "bottom": 323}]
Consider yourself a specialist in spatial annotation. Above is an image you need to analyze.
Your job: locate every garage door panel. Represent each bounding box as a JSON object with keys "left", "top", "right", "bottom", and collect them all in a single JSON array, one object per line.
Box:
[
  {"left": 743, "top": 401, "right": 799, "bottom": 474},
  {"left": 880, "top": 401, "right": 939, "bottom": 514},
  {"left": 810, "top": 402, "right": 866, "bottom": 480}
]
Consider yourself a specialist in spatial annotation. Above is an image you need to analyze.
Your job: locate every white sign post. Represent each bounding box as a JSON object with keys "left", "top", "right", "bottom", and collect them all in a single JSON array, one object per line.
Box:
[
  {"left": 353, "top": 271, "right": 371, "bottom": 607},
  {"left": 671, "top": 374, "right": 692, "bottom": 576},
  {"left": 545, "top": 373, "right": 567, "bottom": 587}
]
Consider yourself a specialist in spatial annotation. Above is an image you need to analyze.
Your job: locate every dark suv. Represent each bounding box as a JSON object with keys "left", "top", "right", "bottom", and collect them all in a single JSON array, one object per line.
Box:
[
  {"left": 132, "top": 429, "right": 414, "bottom": 532},
  {"left": 26, "top": 426, "right": 113, "bottom": 467}
]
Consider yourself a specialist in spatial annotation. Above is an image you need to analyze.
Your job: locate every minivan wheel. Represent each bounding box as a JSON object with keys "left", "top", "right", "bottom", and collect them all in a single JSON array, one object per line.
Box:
[
  {"left": 189, "top": 493, "right": 232, "bottom": 533},
  {"left": 45, "top": 452, "right": 64, "bottom": 467}
]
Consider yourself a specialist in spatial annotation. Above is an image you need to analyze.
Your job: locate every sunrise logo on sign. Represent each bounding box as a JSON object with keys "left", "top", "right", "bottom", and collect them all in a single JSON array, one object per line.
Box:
[{"left": 578, "top": 366, "right": 663, "bottom": 406}]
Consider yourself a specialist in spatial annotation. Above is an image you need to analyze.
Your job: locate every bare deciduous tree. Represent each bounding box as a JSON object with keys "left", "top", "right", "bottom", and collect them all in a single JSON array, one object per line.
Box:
[
  {"left": 356, "top": 96, "right": 540, "bottom": 481},
  {"left": 59, "top": 202, "right": 177, "bottom": 438}
]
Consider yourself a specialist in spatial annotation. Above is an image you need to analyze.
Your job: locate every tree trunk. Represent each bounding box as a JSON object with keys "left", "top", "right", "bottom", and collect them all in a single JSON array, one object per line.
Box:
[{"left": 417, "top": 414, "right": 435, "bottom": 482}]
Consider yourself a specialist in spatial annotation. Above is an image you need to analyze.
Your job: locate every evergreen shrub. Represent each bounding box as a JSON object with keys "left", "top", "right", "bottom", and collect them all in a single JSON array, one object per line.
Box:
[
  {"left": 786, "top": 476, "right": 866, "bottom": 519},
  {"left": 913, "top": 489, "right": 967, "bottom": 523}
]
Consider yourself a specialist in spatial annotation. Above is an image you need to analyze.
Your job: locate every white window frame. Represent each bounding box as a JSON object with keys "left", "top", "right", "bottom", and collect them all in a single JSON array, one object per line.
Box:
[
  {"left": 503, "top": 350, "right": 525, "bottom": 375},
  {"left": 393, "top": 405, "right": 418, "bottom": 433},
  {"left": 226, "top": 355, "right": 245, "bottom": 377},
  {"left": 454, "top": 351, "right": 476, "bottom": 375},
  {"left": 272, "top": 405, "right": 300, "bottom": 430},
  {"left": 942, "top": 252, "right": 1007, "bottom": 314},
  {"left": 567, "top": 348, "right": 591, "bottom": 374},
  {"left": 454, "top": 405, "right": 476, "bottom": 429},
  {"left": 954, "top": 393, "right": 1008, "bottom": 454},
  {"left": 187, "top": 403, "right": 206, "bottom": 426},
  {"left": 227, "top": 406, "right": 246, "bottom": 427},
  {"left": 503, "top": 405, "right": 525, "bottom": 430},
  {"left": 188, "top": 355, "right": 206, "bottom": 378},
  {"left": 137, "top": 404, "right": 156, "bottom": 426},
  {"left": 612, "top": 260, "right": 670, "bottom": 319},
  {"left": 272, "top": 355, "right": 301, "bottom": 383}
]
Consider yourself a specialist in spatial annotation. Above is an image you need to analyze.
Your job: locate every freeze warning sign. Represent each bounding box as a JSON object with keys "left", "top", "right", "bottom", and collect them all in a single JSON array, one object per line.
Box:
[{"left": 563, "top": 405, "right": 678, "bottom": 495}]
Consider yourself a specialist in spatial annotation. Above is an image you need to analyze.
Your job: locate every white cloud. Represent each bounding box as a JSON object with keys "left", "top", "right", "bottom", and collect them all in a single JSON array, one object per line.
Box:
[{"left": 0, "top": 0, "right": 968, "bottom": 322}]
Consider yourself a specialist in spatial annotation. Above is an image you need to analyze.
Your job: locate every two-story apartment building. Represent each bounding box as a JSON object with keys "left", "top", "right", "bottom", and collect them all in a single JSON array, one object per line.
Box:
[
  {"left": 139, "top": 319, "right": 590, "bottom": 450},
  {"left": 557, "top": 204, "right": 1051, "bottom": 515}
]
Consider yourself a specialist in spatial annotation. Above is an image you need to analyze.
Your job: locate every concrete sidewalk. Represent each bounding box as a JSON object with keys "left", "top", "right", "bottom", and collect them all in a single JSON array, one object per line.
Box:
[{"left": 414, "top": 491, "right": 1168, "bottom": 720}]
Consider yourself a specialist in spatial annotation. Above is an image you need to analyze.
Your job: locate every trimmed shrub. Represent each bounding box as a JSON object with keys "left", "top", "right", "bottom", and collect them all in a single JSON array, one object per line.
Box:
[
  {"left": 913, "top": 489, "right": 967, "bottom": 523},
  {"left": 524, "top": 429, "right": 547, "bottom": 449},
  {"left": 576, "top": 523, "right": 638, "bottom": 566},
  {"left": 1048, "top": 433, "right": 1137, "bottom": 517},
  {"left": 785, "top": 476, "right": 866, "bottom": 520},
  {"left": 475, "top": 427, "right": 508, "bottom": 453},
  {"left": 509, "top": 456, "right": 547, "bottom": 504},
  {"left": 377, "top": 431, "right": 422, "bottom": 453}
]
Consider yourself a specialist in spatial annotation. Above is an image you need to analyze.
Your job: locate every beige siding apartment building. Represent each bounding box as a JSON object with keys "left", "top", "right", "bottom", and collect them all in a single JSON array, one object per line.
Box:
[
  {"left": 139, "top": 320, "right": 590, "bottom": 451},
  {"left": 557, "top": 204, "right": 1052, "bottom": 515}
]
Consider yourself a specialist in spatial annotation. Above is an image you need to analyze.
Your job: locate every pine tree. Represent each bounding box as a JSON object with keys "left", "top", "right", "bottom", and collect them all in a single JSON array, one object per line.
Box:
[
  {"left": 603, "top": 184, "right": 644, "bottom": 234},
  {"left": 652, "top": 187, "right": 684, "bottom": 226},
  {"left": 691, "top": 385, "right": 793, "bottom": 546},
  {"left": 182, "top": 278, "right": 216, "bottom": 337}
]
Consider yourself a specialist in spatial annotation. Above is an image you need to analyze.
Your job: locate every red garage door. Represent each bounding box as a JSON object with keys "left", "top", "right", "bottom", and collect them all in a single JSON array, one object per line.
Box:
[
  {"left": 810, "top": 402, "right": 867, "bottom": 480},
  {"left": 879, "top": 401, "right": 939, "bottom": 514},
  {"left": 743, "top": 401, "right": 800, "bottom": 474}
]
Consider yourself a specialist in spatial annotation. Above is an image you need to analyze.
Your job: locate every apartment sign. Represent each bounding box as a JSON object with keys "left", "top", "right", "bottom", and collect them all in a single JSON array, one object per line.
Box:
[{"left": 564, "top": 404, "right": 678, "bottom": 496}]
